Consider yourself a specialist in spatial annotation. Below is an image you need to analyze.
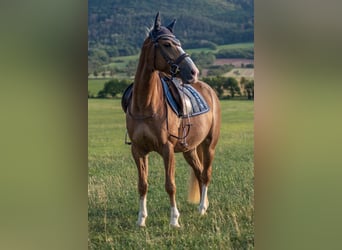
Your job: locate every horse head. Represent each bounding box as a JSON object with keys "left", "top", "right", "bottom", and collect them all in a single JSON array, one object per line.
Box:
[{"left": 149, "top": 12, "right": 199, "bottom": 84}]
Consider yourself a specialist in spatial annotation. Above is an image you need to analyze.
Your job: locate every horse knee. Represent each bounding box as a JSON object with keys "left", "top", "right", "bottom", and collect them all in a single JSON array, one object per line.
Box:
[
  {"left": 138, "top": 182, "right": 148, "bottom": 196},
  {"left": 165, "top": 182, "right": 176, "bottom": 195}
]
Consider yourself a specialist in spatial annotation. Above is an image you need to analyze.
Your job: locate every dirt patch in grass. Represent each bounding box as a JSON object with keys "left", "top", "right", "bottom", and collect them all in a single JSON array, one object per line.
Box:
[
  {"left": 214, "top": 59, "right": 254, "bottom": 67},
  {"left": 223, "top": 68, "right": 254, "bottom": 79}
]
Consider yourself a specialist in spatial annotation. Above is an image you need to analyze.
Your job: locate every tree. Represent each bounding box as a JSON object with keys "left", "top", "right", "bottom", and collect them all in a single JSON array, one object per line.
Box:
[
  {"left": 110, "top": 68, "right": 116, "bottom": 77},
  {"left": 97, "top": 79, "right": 130, "bottom": 98},
  {"left": 224, "top": 77, "right": 240, "bottom": 98},
  {"left": 91, "top": 48, "right": 109, "bottom": 64},
  {"left": 126, "top": 60, "right": 138, "bottom": 77},
  {"left": 245, "top": 80, "right": 254, "bottom": 100},
  {"left": 191, "top": 52, "right": 216, "bottom": 68},
  {"left": 203, "top": 76, "right": 226, "bottom": 98},
  {"left": 240, "top": 77, "right": 247, "bottom": 96}
]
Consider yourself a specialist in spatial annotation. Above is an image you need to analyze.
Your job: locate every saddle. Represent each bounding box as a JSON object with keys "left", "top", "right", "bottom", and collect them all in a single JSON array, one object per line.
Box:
[{"left": 121, "top": 76, "right": 209, "bottom": 117}]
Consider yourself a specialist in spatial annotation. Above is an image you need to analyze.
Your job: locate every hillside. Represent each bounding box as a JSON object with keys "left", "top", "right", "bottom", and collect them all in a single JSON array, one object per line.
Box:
[{"left": 88, "top": 0, "right": 254, "bottom": 71}]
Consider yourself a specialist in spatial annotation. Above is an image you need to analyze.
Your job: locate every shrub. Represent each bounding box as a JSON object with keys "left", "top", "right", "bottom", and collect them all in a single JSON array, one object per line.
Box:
[{"left": 97, "top": 79, "right": 131, "bottom": 98}]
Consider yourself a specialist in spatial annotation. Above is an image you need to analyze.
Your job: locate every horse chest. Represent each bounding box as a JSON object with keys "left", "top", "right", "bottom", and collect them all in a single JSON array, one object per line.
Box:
[{"left": 130, "top": 122, "right": 165, "bottom": 147}]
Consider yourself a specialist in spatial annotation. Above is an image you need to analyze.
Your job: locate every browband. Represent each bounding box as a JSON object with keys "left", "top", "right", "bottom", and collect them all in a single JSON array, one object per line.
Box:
[{"left": 149, "top": 28, "right": 181, "bottom": 46}]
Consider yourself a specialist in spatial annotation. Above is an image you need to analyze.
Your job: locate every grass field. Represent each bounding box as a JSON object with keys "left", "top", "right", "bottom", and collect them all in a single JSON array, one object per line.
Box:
[
  {"left": 88, "top": 79, "right": 108, "bottom": 97},
  {"left": 88, "top": 99, "right": 254, "bottom": 249}
]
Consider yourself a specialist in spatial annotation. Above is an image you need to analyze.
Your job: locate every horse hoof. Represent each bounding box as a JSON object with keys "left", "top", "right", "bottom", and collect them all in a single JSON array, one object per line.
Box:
[
  {"left": 137, "top": 218, "right": 147, "bottom": 227},
  {"left": 199, "top": 210, "right": 206, "bottom": 216},
  {"left": 199, "top": 206, "right": 207, "bottom": 216},
  {"left": 170, "top": 223, "right": 181, "bottom": 228}
]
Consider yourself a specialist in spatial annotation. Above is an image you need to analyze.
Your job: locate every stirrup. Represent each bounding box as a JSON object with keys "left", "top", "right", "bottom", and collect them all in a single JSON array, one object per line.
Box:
[{"left": 125, "top": 131, "right": 132, "bottom": 145}]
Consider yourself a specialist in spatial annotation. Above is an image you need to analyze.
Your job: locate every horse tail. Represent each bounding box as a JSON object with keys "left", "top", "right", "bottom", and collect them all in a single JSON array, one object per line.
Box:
[{"left": 187, "top": 168, "right": 200, "bottom": 203}]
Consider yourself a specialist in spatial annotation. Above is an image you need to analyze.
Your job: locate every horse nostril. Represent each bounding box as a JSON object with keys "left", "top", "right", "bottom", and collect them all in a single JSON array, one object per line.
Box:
[{"left": 191, "top": 69, "right": 196, "bottom": 76}]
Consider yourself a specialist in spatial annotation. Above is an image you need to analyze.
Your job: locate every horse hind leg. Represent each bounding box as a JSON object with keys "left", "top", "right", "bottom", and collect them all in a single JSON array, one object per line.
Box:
[
  {"left": 131, "top": 146, "right": 149, "bottom": 227},
  {"left": 198, "top": 139, "right": 217, "bottom": 215}
]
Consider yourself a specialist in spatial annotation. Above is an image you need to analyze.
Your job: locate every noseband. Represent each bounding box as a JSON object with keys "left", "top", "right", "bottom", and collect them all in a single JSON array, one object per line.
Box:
[{"left": 150, "top": 33, "right": 189, "bottom": 77}]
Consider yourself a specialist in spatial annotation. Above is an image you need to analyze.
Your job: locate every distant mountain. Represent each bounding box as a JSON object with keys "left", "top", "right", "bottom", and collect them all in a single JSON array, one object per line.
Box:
[{"left": 88, "top": 0, "right": 254, "bottom": 71}]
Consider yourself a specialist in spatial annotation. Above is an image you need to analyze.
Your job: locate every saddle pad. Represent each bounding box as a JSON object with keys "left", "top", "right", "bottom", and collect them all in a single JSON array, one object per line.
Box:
[
  {"left": 121, "top": 83, "right": 133, "bottom": 113},
  {"left": 161, "top": 77, "right": 209, "bottom": 117},
  {"left": 121, "top": 78, "right": 210, "bottom": 118}
]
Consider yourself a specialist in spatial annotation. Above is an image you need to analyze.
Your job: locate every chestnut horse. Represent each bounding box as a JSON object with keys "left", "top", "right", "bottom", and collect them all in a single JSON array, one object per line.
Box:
[{"left": 124, "top": 12, "right": 221, "bottom": 227}]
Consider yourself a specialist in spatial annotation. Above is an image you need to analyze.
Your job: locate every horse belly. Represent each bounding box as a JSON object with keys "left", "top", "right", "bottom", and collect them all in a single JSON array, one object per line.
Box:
[{"left": 173, "top": 116, "right": 212, "bottom": 152}]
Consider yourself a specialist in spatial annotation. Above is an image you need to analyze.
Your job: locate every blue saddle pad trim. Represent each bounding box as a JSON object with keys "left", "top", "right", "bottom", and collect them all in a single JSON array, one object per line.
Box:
[{"left": 161, "top": 77, "right": 210, "bottom": 117}]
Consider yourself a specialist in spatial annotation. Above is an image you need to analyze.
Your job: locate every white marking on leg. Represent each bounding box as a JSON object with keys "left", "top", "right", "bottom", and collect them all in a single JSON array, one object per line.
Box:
[
  {"left": 199, "top": 185, "right": 209, "bottom": 215},
  {"left": 137, "top": 196, "right": 147, "bottom": 227},
  {"left": 170, "top": 206, "right": 180, "bottom": 227}
]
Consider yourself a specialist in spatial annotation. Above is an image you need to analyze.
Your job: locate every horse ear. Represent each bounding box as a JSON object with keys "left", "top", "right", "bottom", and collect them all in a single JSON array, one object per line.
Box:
[
  {"left": 154, "top": 12, "right": 161, "bottom": 31},
  {"left": 167, "top": 19, "right": 176, "bottom": 33}
]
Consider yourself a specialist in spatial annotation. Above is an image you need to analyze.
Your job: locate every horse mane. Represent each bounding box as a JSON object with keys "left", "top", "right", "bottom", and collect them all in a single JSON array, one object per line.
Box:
[{"left": 145, "top": 25, "right": 153, "bottom": 38}]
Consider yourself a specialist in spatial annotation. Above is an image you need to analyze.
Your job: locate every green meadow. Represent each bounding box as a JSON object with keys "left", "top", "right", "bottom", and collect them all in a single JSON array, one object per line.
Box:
[
  {"left": 88, "top": 79, "right": 108, "bottom": 97},
  {"left": 88, "top": 99, "right": 254, "bottom": 249}
]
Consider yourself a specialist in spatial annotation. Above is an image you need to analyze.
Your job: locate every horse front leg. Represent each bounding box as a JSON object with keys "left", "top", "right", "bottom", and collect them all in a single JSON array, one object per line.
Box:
[
  {"left": 162, "top": 143, "right": 180, "bottom": 227},
  {"left": 132, "top": 145, "right": 149, "bottom": 227}
]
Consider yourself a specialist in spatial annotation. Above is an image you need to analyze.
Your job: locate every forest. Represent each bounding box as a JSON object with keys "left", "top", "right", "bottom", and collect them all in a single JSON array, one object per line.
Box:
[{"left": 88, "top": 0, "right": 254, "bottom": 71}]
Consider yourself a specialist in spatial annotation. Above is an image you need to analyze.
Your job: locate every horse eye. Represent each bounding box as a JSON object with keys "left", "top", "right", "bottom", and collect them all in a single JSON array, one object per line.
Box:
[{"left": 164, "top": 43, "right": 171, "bottom": 48}]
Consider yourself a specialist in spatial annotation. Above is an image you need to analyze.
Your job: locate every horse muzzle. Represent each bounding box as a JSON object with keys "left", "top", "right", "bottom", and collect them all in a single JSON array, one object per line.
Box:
[{"left": 179, "top": 57, "right": 199, "bottom": 84}]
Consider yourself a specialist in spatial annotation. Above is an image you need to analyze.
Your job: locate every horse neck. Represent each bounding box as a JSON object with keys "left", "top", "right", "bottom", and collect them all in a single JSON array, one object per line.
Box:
[{"left": 131, "top": 60, "right": 164, "bottom": 115}]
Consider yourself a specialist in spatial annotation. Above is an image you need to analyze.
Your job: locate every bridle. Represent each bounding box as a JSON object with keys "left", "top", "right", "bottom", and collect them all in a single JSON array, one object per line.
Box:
[
  {"left": 150, "top": 33, "right": 190, "bottom": 78},
  {"left": 149, "top": 32, "right": 193, "bottom": 145}
]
